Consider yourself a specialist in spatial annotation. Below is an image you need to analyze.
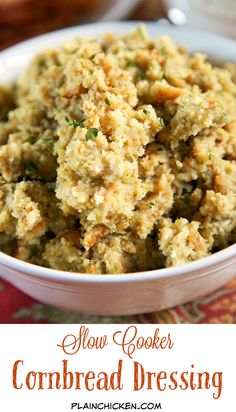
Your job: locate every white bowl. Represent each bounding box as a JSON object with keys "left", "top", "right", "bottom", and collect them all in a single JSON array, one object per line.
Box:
[{"left": 0, "top": 21, "right": 236, "bottom": 316}]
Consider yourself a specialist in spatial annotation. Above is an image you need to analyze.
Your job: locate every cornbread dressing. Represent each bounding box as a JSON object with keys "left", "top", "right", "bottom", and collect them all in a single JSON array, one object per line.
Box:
[{"left": 0, "top": 26, "right": 235, "bottom": 274}]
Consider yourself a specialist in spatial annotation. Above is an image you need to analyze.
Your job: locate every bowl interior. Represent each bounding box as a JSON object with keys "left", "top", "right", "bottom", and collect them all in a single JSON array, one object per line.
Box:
[{"left": 0, "top": 21, "right": 236, "bottom": 282}]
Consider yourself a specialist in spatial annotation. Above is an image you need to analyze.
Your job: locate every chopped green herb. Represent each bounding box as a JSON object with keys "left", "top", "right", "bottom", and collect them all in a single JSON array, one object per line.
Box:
[
  {"left": 209, "top": 153, "right": 212, "bottom": 160},
  {"left": 137, "top": 25, "right": 146, "bottom": 39},
  {"left": 143, "top": 109, "right": 150, "bottom": 116},
  {"left": 147, "top": 201, "right": 155, "bottom": 208},
  {"left": 136, "top": 71, "right": 146, "bottom": 81},
  {"left": 26, "top": 161, "right": 37, "bottom": 173},
  {"left": 43, "top": 136, "right": 54, "bottom": 144},
  {"left": 159, "top": 117, "right": 165, "bottom": 128},
  {"left": 127, "top": 156, "right": 134, "bottom": 163},
  {"left": 179, "top": 197, "right": 190, "bottom": 204},
  {"left": 70, "top": 49, "right": 78, "bottom": 54},
  {"left": 38, "top": 58, "right": 45, "bottom": 67},
  {"left": 90, "top": 53, "right": 97, "bottom": 60},
  {"left": 90, "top": 53, "right": 101, "bottom": 64},
  {"left": 78, "top": 117, "right": 87, "bottom": 127},
  {"left": 126, "top": 62, "right": 135, "bottom": 68},
  {"left": 86, "top": 128, "right": 99, "bottom": 141},
  {"left": 25, "top": 136, "right": 36, "bottom": 144},
  {"left": 65, "top": 116, "right": 86, "bottom": 128},
  {"left": 55, "top": 62, "right": 61, "bottom": 67},
  {"left": 105, "top": 97, "right": 111, "bottom": 105},
  {"left": 80, "top": 54, "right": 85, "bottom": 58},
  {"left": 156, "top": 146, "right": 164, "bottom": 151},
  {"left": 159, "top": 46, "right": 166, "bottom": 53},
  {"left": 89, "top": 69, "right": 94, "bottom": 74},
  {"left": 162, "top": 71, "right": 167, "bottom": 80}
]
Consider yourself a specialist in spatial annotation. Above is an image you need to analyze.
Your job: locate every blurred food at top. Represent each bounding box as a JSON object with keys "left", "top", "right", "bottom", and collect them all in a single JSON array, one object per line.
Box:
[{"left": 0, "top": 0, "right": 141, "bottom": 49}]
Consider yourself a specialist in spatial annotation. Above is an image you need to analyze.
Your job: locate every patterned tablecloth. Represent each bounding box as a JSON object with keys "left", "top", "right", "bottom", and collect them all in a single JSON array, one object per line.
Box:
[{"left": 1, "top": 277, "right": 236, "bottom": 324}]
